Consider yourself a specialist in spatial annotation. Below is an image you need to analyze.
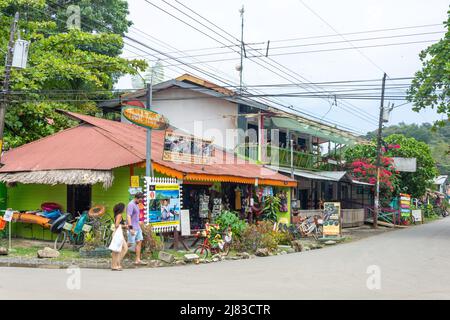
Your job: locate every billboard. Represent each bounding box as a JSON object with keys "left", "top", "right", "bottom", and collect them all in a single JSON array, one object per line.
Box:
[
  {"left": 392, "top": 157, "right": 417, "bottom": 172},
  {"left": 163, "top": 131, "right": 214, "bottom": 164}
]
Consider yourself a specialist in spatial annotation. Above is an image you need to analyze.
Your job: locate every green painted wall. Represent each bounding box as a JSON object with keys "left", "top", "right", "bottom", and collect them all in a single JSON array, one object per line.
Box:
[
  {"left": 0, "top": 183, "right": 7, "bottom": 211},
  {"left": 7, "top": 183, "right": 67, "bottom": 240}
]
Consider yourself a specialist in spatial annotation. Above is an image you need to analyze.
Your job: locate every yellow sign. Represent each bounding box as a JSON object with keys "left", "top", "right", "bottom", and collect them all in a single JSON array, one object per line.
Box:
[
  {"left": 323, "top": 202, "right": 342, "bottom": 237},
  {"left": 122, "top": 107, "right": 168, "bottom": 130},
  {"left": 130, "top": 176, "right": 140, "bottom": 188}
]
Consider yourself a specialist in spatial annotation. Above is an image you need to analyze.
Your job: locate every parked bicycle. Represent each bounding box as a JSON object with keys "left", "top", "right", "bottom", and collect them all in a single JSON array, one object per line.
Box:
[
  {"left": 194, "top": 226, "right": 232, "bottom": 259},
  {"left": 297, "top": 215, "right": 323, "bottom": 240},
  {"left": 53, "top": 211, "right": 91, "bottom": 251}
]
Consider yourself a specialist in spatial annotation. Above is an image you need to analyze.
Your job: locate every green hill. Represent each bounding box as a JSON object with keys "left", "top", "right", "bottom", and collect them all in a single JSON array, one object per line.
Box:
[{"left": 366, "top": 122, "right": 450, "bottom": 175}]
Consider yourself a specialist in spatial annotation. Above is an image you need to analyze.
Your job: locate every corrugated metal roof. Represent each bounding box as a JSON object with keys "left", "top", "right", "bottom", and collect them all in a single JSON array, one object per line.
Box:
[{"left": 0, "top": 112, "right": 295, "bottom": 185}]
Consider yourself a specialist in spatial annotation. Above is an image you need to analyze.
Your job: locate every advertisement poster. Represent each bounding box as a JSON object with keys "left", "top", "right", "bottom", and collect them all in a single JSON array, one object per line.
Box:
[
  {"left": 323, "top": 202, "right": 341, "bottom": 237},
  {"left": 145, "top": 178, "right": 182, "bottom": 232},
  {"left": 163, "top": 131, "right": 214, "bottom": 164},
  {"left": 400, "top": 193, "right": 411, "bottom": 218}
]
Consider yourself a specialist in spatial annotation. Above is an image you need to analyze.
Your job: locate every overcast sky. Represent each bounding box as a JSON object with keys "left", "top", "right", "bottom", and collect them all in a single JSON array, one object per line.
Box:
[{"left": 116, "top": 0, "right": 449, "bottom": 134}]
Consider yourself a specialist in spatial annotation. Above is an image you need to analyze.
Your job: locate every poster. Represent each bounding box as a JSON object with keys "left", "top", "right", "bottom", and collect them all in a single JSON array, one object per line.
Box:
[
  {"left": 412, "top": 210, "right": 423, "bottom": 223},
  {"left": 163, "top": 131, "right": 214, "bottom": 164},
  {"left": 400, "top": 193, "right": 411, "bottom": 218},
  {"left": 212, "top": 198, "right": 222, "bottom": 218},
  {"left": 145, "top": 177, "right": 182, "bottom": 233},
  {"left": 323, "top": 202, "right": 341, "bottom": 237}
]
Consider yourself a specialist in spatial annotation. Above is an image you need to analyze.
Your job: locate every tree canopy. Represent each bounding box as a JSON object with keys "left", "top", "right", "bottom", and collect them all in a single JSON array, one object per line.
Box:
[
  {"left": 0, "top": 0, "right": 146, "bottom": 149},
  {"left": 366, "top": 122, "right": 450, "bottom": 175},
  {"left": 345, "top": 134, "right": 438, "bottom": 198},
  {"left": 407, "top": 10, "right": 450, "bottom": 124}
]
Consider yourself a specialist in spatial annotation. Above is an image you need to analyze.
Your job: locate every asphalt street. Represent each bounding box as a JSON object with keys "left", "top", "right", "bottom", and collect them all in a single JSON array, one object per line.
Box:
[{"left": 1, "top": 218, "right": 449, "bottom": 300}]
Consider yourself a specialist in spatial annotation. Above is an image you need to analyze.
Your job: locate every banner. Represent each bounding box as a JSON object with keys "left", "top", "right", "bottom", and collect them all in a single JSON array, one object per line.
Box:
[
  {"left": 144, "top": 177, "right": 183, "bottom": 233},
  {"left": 323, "top": 202, "right": 341, "bottom": 237},
  {"left": 399, "top": 193, "right": 411, "bottom": 218},
  {"left": 163, "top": 131, "right": 214, "bottom": 164}
]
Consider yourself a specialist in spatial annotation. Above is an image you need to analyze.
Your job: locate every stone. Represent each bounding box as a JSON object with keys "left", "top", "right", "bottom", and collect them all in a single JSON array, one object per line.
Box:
[
  {"left": 175, "top": 260, "right": 186, "bottom": 266},
  {"left": 255, "top": 248, "right": 269, "bottom": 257},
  {"left": 237, "top": 252, "right": 250, "bottom": 259},
  {"left": 37, "top": 247, "right": 60, "bottom": 259},
  {"left": 249, "top": 255, "right": 256, "bottom": 259},
  {"left": 232, "top": 256, "right": 240, "bottom": 260},
  {"left": 304, "top": 247, "right": 311, "bottom": 251},
  {"left": 0, "top": 247, "right": 8, "bottom": 256},
  {"left": 325, "top": 240, "right": 337, "bottom": 245},
  {"left": 184, "top": 253, "right": 200, "bottom": 262},
  {"left": 211, "top": 253, "right": 221, "bottom": 260},
  {"left": 158, "top": 251, "right": 175, "bottom": 264},
  {"left": 212, "top": 257, "right": 219, "bottom": 262},
  {"left": 286, "top": 248, "right": 296, "bottom": 254},
  {"left": 291, "top": 240, "right": 303, "bottom": 252},
  {"left": 280, "top": 251, "right": 287, "bottom": 255}
]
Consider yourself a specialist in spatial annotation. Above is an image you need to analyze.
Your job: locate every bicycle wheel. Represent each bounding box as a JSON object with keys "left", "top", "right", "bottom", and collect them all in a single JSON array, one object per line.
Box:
[
  {"left": 194, "top": 246, "right": 209, "bottom": 259},
  {"left": 54, "top": 231, "right": 67, "bottom": 251}
]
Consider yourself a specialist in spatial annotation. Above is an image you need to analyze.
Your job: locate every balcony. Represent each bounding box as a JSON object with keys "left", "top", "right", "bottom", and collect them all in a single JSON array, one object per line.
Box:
[{"left": 235, "top": 143, "right": 342, "bottom": 170}]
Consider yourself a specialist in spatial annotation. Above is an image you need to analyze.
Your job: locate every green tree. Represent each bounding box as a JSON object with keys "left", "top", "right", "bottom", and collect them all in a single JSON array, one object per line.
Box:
[
  {"left": 0, "top": 1, "right": 146, "bottom": 149},
  {"left": 131, "top": 60, "right": 165, "bottom": 89},
  {"left": 407, "top": 10, "right": 450, "bottom": 124},
  {"left": 344, "top": 134, "right": 438, "bottom": 198}
]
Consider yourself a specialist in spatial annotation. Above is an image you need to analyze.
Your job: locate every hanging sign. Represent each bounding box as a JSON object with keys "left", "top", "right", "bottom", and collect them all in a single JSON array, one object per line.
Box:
[
  {"left": 3, "top": 208, "right": 14, "bottom": 222},
  {"left": 163, "top": 131, "right": 214, "bottom": 164},
  {"left": 130, "top": 176, "right": 140, "bottom": 188},
  {"left": 322, "top": 202, "right": 341, "bottom": 237},
  {"left": 122, "top": 107, "right": 168, "bottom": 130},
  {"left": 144, "top": 177, "right": 182, "bottom": 233}
]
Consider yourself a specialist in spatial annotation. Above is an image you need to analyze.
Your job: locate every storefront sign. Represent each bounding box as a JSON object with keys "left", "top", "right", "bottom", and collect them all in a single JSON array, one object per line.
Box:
[
  {"left": 163, "top": 131, "right": 214, "bottom": 164},
  {"left": 323, "top": 202, "right": 341, "bottom": 237},
  {"left": 144, "top": 177, "right": 182, "bottom": 233},
  {"left": 122, "top": 107, "right": 168, "bottom": 130}
]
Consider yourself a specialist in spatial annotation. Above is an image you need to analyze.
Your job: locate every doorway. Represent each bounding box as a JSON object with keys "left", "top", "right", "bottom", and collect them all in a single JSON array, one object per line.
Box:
[{"left": 67, "top": 185, "right": 92, "bottom": 216}]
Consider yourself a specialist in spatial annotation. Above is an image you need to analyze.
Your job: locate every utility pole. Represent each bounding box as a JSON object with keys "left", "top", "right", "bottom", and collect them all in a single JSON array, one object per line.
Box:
[
  {"left": 374, "top": 73, "right": 387, "bottom": 228},
  {"left": 0, "top": 12, "right": 19, "bottom": 163},
  {"left": 239, "top": 5, "right": 245, "bottom": 94}
]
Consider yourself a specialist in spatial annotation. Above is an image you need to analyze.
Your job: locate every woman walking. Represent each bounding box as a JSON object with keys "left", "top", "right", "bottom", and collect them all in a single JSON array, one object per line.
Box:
[{"left": 111, "top": 203, "right": 128, "bottom": 271}]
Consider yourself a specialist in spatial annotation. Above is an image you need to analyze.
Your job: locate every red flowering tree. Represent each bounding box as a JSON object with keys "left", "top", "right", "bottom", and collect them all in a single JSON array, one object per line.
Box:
[{"left": 349, "top": 156, "right": 400, "bottom": 206}]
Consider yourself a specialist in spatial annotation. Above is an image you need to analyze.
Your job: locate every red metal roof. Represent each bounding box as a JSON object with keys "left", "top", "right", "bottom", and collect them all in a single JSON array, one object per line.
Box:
[{"left": 0, "top": 112, "right": 295, "bottom": 185}]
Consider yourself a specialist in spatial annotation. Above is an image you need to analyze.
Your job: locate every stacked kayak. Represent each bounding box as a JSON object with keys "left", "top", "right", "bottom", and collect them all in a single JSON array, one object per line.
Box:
[{"left": 10, "top": 202, "right": 64, "bottom": 229}]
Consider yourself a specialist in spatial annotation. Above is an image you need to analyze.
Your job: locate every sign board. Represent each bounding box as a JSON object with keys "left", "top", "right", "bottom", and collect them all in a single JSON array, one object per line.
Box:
[
  {"left": 3, "top": 209, "right": 14, "bottom": 222},
  {"left": 412, "top": 210, "right": 423, "bottom": 223},
  {"left": 322, "top": 202, "right": 341, "bottom": 237},
  {"left": 400, "top": 193, "right": 411, "bottom": 218},
  {"left": 199, "top": 195, "right": 210, "bottom": 218},
  {"left": 144, "top": 177, "right": 182, "bottom": 233},
  {"left": 122, "top": 107, "right": 168, "bottom": 130},
  {"left": 163, "top": 131, "right": 214, "bottom": 165},
  {"left": 180, "top": 210, "right": 191, "bottom": 236},
  {"left": 393, "top": 157, "right": 417, "bottom": 172},
  {"left": 130, "top": 176, "right": 140, "bottom": 188}
]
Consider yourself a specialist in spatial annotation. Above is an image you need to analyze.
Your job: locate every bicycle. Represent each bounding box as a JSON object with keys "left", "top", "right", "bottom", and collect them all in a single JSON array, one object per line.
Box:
[
  {"left": 194, "top": 229, "right": 232, "bottom": 259},
  {"left": 89, "top": 214, "right": 115, "bottom": 247},
  {"left": 297, "top": 215, "right": 323, "bottom": 240},
  {"left": 54, "top": 212, "right": 91, "bottom": 251}
]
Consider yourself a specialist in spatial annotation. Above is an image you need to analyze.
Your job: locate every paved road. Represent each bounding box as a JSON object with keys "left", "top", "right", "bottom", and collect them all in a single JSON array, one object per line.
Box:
[{"left": 1, "top": 218, "right": 449, "bottom": 300}]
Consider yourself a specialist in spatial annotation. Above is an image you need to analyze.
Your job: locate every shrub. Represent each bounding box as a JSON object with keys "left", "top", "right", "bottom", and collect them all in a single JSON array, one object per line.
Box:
[
  {"left": 233, "top": 221, "right": 280, "bottom": 252},
  {"left": 263, "top": 196, "right": 281, "bottom": 222},
  {"left": 141, "top": 224, "right": 163, "bottom": 254},
  {"left": 215, "top": 210, "right": 247, "bottom": 237}
]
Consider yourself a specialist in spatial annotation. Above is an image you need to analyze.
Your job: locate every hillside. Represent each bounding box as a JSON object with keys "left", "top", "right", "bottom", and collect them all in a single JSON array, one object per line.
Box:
[{"left": 366, "top": 122, "right": 450, "bottom": 175}]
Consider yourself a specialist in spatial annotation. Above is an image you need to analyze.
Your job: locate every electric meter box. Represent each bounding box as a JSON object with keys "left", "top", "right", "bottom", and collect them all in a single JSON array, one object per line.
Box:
[{"left": 12, "top": 39, "right": 30, "bottom": 69}]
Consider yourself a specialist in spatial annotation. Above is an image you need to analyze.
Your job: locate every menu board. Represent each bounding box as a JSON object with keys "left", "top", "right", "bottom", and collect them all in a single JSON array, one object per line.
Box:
[{"left": 323, "top": 202, "right": 342, "bottom": 237}]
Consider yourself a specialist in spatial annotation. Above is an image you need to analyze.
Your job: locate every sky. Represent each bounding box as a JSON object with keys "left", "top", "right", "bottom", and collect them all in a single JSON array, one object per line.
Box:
[{"left": 116, "top": 0, "right": 449, "bottom": 135}]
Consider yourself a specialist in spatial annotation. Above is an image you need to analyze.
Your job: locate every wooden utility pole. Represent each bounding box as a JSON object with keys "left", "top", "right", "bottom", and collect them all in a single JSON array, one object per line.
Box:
[
  {"left": 239, "top": 5, "right": 245, "bottom": 93},
  {"left": 374, "top": 73, "right": 387, "bottom": 228},
  {"left": 0, "top": 12, "right": 19, "bottom": 163}
]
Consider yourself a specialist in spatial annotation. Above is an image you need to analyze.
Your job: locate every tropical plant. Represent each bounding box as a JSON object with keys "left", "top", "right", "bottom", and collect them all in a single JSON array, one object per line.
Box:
[
  {"left": 262, "top": 195, "right": 281, "bottom": 222},
  {"left": 407, "top": 10, "right": 449, "bottom": 125},
  {"left": 83, "top": 230, "right": 102, "bottom": 250},
  {"left": 215, "top": 210, "right": 246, "bottom": 238},
  {"left": 0, "top": 1, "right": 147, "bottom": 150}
]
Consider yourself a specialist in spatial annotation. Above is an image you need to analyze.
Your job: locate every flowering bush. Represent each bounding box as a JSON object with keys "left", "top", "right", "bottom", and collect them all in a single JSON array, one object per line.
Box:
[{"left": 350, "top": 157, "right": 399, "bottom": 206}]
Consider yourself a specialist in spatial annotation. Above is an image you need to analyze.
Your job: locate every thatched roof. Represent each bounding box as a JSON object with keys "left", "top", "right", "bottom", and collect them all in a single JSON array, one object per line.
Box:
[{"left": 0, "top": 170, "right": 114, "bottom": 189}]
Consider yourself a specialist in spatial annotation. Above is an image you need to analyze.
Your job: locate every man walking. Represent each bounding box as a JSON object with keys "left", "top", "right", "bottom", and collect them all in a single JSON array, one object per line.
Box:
[{"left": 127, "top": 192, "right": 147, "bottom": 265}]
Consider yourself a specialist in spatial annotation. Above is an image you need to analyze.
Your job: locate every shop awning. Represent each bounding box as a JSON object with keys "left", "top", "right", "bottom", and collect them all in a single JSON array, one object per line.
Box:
[{"left": 271, "top": 117, "right": 357, "bottom": 145}]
